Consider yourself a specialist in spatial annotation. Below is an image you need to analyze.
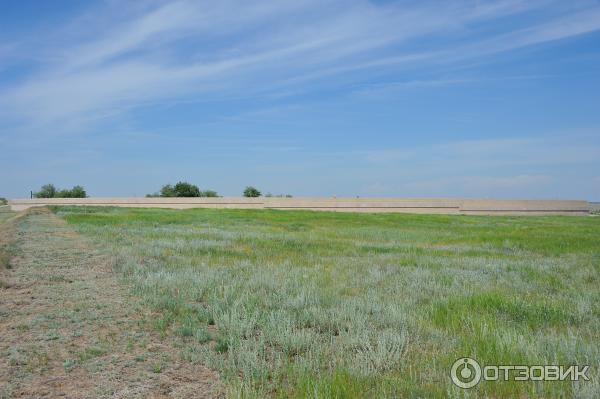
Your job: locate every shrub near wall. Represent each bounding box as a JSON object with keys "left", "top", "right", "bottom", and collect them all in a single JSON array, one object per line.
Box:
[
  {"left": 148, "top": 182, "right": 219, "bottom": 198},
  {"left": 243, "top": 186, "right": 261, "bottom": 197}
]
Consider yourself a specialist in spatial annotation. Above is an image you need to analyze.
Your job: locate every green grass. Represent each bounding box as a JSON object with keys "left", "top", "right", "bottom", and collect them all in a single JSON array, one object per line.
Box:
[{"left": 53, "top": 206, "right": 600, "bottom": 398}]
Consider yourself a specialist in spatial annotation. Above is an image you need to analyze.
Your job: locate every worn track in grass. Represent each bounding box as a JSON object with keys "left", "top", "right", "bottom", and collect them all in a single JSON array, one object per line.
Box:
[{"left": 0, "top": 208, "right": 221, "bottom": 398}]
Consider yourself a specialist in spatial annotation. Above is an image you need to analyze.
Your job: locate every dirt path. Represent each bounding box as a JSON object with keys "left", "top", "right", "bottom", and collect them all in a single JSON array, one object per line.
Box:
[{"left": 0, "top": 208, "right": 221, "bottom": 398}]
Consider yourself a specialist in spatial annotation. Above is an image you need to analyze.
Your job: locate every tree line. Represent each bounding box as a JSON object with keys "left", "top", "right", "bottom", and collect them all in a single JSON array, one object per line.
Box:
[
  {"left": 34, "top": 184, "right": 87, "bottom": 198},
  {"left": 147, "top": 182, "right": 292, "bottom": 198},
  {"left": 29, "top": 182, "right": 291, "bottom": 199}
]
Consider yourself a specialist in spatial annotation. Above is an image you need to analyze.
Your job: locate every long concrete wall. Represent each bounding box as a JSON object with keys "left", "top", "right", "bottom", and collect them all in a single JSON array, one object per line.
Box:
[{"left": 7, "top": 197, "right": 590, "bottom": 215}]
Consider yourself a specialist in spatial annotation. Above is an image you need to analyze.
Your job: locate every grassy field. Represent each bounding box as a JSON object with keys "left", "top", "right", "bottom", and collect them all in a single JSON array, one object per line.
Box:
[{"left": 53, "top": 206, "right": 600, "bottom": 398}]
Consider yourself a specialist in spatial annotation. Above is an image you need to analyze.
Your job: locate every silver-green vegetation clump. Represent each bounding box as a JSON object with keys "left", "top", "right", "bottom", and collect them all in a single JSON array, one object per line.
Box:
[{"left": 53, "top": 206, "right": 600, "bottom": 398}]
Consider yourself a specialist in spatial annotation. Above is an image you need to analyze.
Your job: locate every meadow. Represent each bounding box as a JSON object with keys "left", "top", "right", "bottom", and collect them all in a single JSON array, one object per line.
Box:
[{"left": 53, "top": 206, "right": 600, "bottom": 398}]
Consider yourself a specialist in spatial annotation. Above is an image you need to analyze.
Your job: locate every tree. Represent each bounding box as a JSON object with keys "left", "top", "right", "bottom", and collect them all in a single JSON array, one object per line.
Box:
[
  {"left": 160, "top": 184, "right": 176, "bottom": 197},
  {"left": 173, "top": 181, "right": 201, "bottom": 197},
  {"left": 243, "top": 186, "right": 261, "bottom": 197},
  {"left": 68, "top": 185, "right": 87, "bottom": 198},
  {"left": 56, "top": 189, "right": 70, "bottom": 198},
  {"left": 34, "top": 184, "right": 57, "bottom": 198}
]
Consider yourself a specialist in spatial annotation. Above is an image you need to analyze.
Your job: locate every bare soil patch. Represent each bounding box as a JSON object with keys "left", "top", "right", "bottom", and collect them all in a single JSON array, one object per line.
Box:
[{"left": 0, "top": 208, "right": 221, "bottom": 398}]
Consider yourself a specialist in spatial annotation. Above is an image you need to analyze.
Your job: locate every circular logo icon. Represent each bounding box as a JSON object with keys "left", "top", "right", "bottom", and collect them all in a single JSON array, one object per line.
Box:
[{"left": 451, "top": 357, "right": 482, "bottom": 389}]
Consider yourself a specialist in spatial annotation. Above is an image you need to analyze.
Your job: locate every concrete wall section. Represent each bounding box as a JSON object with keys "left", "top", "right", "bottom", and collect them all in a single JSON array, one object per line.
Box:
[
  {"left": 459, "top": 199, "right": 589, "bottom": 215},
  {"left": 8, "top": 197, "right": 590, "bottom": 215},
  {"left": 7, "top": 197, "right": 263, "bottom": 211}
]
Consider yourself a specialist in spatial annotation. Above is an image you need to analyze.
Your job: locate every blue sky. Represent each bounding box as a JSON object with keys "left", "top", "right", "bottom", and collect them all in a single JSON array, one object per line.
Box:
[{"left": 1, "top": 0, "right": 599, "bottom": 200}]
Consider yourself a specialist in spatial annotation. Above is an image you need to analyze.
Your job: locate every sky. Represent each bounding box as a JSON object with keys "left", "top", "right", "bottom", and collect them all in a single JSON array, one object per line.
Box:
[{"left": 1, "top": 0, "right": 599, "bottom": 200}]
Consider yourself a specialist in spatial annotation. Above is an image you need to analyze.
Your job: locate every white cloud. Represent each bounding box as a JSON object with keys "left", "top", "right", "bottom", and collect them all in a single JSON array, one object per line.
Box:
[{"left": 2, "top": 0, "right": 600, "bottom": 132}]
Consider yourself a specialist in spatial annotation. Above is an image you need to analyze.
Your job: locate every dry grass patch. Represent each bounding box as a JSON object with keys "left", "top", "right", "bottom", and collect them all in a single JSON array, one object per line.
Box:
[{"left": 0, "top": 208, "right": 221, "bottom": 398}]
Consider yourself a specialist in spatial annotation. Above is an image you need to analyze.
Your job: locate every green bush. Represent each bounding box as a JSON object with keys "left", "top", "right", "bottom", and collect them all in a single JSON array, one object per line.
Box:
[
  {"left": 153, "top": 182, "right": 218, "bottom": 198},
  {"left": 58, "top": 185, "right": 87, "bottom": 198},
  {"left": 173, "top": 182, "right": 201, "bottom": 197},
  {"left": 0, "top": 198, "right": 6, "bottom": 205},
  {"left": 243, "top": 186, "right": 261, "bottom": 197},
  {"left": 201, "top": 190, "right": 219, "bottom": 197},
  {"left": 70, "top": 185, "right": 86, "bottom": 198}
]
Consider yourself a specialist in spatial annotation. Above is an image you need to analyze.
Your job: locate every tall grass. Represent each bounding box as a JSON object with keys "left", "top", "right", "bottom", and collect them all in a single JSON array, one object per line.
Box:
[{"left": 54, "top": 206, "right": 600, "bottom": 397}]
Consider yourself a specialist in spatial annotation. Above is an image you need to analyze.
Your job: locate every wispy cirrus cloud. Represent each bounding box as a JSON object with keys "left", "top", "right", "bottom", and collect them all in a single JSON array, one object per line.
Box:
[
  {"left": 2, "top": 0, "right": 600, "bottom": 133},
  {"left": 364, "top": 135, "right": 600, "bottom": 168}
]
